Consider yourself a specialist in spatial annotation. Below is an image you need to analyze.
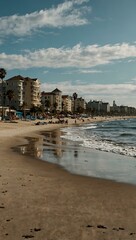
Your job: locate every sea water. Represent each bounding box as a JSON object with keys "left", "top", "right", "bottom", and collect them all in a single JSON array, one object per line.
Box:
[
  {"left": 16, "top": 118, "right": 136, "bottom": 185},
  {"left": 61, "top": 118, "right": 136, "bottom": 158},
  {"left": 40, "top": 118, "right": 136, "bottom": 185}
]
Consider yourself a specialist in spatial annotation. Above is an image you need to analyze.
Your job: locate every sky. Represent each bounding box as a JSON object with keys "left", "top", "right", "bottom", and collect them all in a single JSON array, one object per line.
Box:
[{"left": 0, "top": 0, "right": 136, "bottom": 107}]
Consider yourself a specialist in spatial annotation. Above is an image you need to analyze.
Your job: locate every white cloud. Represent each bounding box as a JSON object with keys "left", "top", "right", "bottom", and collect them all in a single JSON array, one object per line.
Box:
[
  {"left": 0, "top": 0, "right": 90, "bottom": 37},
  {"left": 126, "top": 77, "right": 136, "bottom": 84},
  {"left": 127, "top": 59, "right": 136, "bottom": 63},
  {"left": 41, "top": 81, "right": 136, "bottom": 96},
  {"left": 61, "top": 69, "right": 102, "bottom": 74},
  {"left": 77, "top": 69, "right": 102, "bottom": 73},
  {"left": 41, "top": 81, "right": 136, "bottom": 107},
  {"left": 1, "top": 43, "right": 136, "bottom": 70},
  {"left": 43, "top": 70, "right": 49, "bottom": 74}
]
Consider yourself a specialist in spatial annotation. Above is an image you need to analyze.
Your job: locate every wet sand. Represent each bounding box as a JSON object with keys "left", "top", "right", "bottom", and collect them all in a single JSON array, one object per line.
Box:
[
  {"left": 0, "top": 117, "right": 136, "bottom": 239},
  {"left": 25, "top": 129, "right": 136, "bottom": 185}
]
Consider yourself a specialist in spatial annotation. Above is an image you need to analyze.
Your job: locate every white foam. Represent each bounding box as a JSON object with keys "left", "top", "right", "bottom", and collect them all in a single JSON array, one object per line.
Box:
[
  {"left": 61, "top": 126, "right": 136, "bottom": 158},
  {"left": 80, "top": 125, "right": 97, "bottom": 130}
]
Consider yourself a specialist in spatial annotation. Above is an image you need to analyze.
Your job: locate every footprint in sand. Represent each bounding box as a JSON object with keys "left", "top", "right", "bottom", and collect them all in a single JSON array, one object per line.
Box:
[
  {"left": 22, "top": 235, "right": 34, "bottom": 239},
  {"left": 0, "top": 205, "right": 5, "bottom": 208},
  {"left": 2, "top": 190, "right": 8, "bottom": 194},
  {"left": 22, "top": 228, "right": 41, "bottom": 239},
  {"left": 86, "top": 224, "right": 135, "bottom": 236}
]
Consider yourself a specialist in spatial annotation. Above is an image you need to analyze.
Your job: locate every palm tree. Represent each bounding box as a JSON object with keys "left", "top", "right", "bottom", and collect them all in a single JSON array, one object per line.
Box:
[
  {"left": 6, "top": 90, "right": 14, "bottom": 120},
  {"left": 0, "top": 68, "right": 6, "bottom": 119},
  {"left": 0, "top": 68, "right": 6, "bottom": 80}
]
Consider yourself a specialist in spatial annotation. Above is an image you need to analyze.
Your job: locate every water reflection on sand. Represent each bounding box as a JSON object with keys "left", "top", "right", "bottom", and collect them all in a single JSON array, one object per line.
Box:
[
  {"left": 14, "top": 129, "right": 136, "bottom": 185},
  {"left": 15, "top": 136, "right": 43, "bottom": 159}
]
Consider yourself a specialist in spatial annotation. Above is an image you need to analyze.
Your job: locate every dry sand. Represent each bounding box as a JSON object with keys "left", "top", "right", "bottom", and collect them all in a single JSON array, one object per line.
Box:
[{"left": 0, "top": 117, "right": 136, "bottom": 240}]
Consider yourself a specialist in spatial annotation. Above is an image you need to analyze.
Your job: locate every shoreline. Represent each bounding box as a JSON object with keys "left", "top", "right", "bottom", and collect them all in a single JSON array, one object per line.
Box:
[
  {"left": 1, "top": 116, "right": 136, "bottom": 239},
  {"left": 0, "top": 115, "right": 135, "bottom": 139}
]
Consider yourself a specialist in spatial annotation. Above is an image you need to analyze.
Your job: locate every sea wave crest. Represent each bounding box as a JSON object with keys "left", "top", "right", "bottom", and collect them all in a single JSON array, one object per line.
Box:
[{"left": 61, "top": 126, "right": 136, "bottom": 158}]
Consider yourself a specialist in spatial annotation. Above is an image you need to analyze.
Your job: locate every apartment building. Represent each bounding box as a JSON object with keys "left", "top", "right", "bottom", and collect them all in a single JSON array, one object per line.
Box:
[
  {"left": 0, "top": 79, "right": 3, "bottom": 106},
  {"left": 23, "top": 77, "right": 41, "bottom": 109},
  {"left": 52, "top": 88, "right": 62, "bottom": 112},
  {"left": 87, "top": 100, "right": 110, "bottom": 114},
  {"left": 5, "top": 75, "right": 24, "bottom": 109},
  {"left": 41, "top": 92, "right": 54, "bottom": 111},
  {"left": 62, "top": 95, "right": 72, "bottom": 112},
  {"left": 87, "top": 100, "right": 101, "bottom": 113},
  {"left": 41, "top": 88, "right": 62, "bottom": 112},
  {"left": 5, "top": 75, "right": 41, "bottom": 110},
  {"left": 101, "top": 102, "right": 110, "bottom": 113},
  {"left": 72, "top": 97, "right": 86, "bottom": 113}
]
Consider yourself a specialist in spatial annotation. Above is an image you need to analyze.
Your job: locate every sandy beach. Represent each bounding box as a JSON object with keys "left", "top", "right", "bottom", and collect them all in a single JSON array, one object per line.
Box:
[{"left": 0, "top": 117, "right": 136, "bottom": 240}]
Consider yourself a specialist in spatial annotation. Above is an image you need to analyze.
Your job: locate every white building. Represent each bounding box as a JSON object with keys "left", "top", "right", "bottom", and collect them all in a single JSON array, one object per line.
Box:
[
  {"left": 5, "top": 75, "right": 24, "bottom": 109},
  {"left": 87, "top": 100, "right": 110, "bottom": 114},
  {"left": 5, "top": 75, "right": 41, "bottom": 110},
  {"left": 72, "top": 97, "right": 86, "bottom": 113},
  {"left": 41, "top": 88, "right": 62, "bottom": 112},
  {"left": 62, "top": 95, "right": 72, "bottom": 112}
]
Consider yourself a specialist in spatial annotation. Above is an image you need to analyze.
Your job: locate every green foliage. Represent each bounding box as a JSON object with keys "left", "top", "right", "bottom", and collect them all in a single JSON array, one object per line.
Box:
[
  {"left": 0, "top": 68, "right": 6, "bottom": 80},
  {"left": 6, "top": 90, "right": 14, "bottom": 101}
]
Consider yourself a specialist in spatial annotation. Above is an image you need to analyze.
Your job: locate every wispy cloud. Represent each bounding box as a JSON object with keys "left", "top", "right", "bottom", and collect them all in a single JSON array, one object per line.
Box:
[
  {"left": 0, "top": 0, "right": 90, "bottom": 37},
  {"left": 77, "top": 69, "right": 102, "bottom": 73},
  {"left": 127, "top": 59, "right": 136, "bottom": 63},
  {"left": 43, "top": 70, "right": 49, "bottom": 74},
  {"left": 61, "top": 69, "right": 102, "bottom": 74},
  {"left": 1, "top": 42, "right": 136, "bottom": 70},
  {"left": 41, "top": 81, "right": 136, "bottom": 106},
  {"left": 41, "top": 81, "right": 136, "bottom": 95},
  {"left": 129, "top": 77, "right": 136, "bottom": 84}
]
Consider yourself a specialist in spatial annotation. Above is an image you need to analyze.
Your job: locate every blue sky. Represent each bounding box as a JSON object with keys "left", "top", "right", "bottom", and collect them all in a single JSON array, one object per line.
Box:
[{"left": 1, "top": 0, "right": 136, "bottom": 107}]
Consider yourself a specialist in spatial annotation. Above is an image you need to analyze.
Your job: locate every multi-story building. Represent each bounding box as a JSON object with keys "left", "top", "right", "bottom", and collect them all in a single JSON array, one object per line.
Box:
[
  {"left": 62, "top": 95, "right": 72, "bottom": 112},
  {"left": 0, "top": 79, "right": 3, "bottom": 106},
  {"left": 87, "top": 100, "right": 110, "bottom": 114},
  {"left": 87, "top": 100, "right": 101, "bottom": 113},
  {"left": 101, "top": 102, "right": 110, "bottom": 113},
  {"left": 5, "top": 75, "right": 41, "bottom": 110},
  {"left": 41, "top": 88, "right": 62, "bottom": 112},
  {"left": 23, "top": 77, "right": 41, "bottom": 109},
  {"left": 52, "top": 88, "right": 62, "bottom": 112},
  {"left": 120, "top": 105, "right": 128, "bottom": 115},
  {"left": 0, "top": 79, "right": 7, "bottom": 107},
  {"left": 72, "top": 97, "right": 86, "bottom": 113},
  {"left": 5, "top": 75, "right": 24, "bottom": 109},
  {"left": 41, "top": 92, "right": 54, "bottom": 111}
]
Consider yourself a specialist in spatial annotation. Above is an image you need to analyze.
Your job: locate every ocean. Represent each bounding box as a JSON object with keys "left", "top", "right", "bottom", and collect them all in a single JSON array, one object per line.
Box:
[
  {"left": 42, "top": 118, "right": 136, "bottom": 185},
  {"left": 15, "top": 118, "right": 136, "bottom": 185},
  {"left": 61, "top": 118, "right": 136, "bottom": 158}
]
